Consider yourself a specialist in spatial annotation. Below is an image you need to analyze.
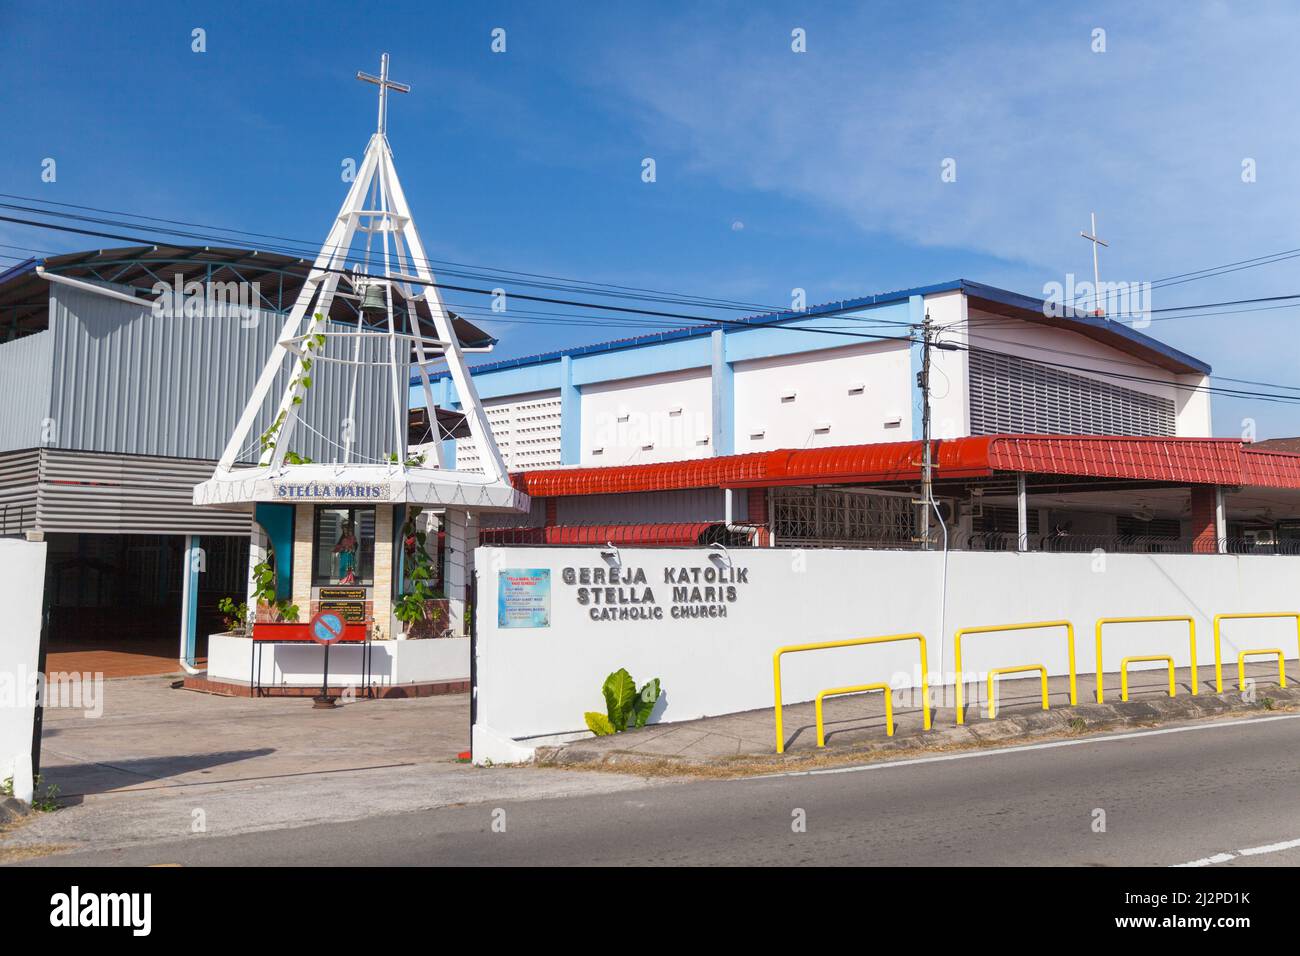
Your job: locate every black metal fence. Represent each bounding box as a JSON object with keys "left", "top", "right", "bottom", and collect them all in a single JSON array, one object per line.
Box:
[{"left": 0, "top": 502, "right": 32, "bottom": 537}]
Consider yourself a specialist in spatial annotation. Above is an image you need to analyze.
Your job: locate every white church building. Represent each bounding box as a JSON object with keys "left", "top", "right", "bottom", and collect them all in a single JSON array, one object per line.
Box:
[{"left": 424, "top": 280, "right": 1212, "bottom": 475}]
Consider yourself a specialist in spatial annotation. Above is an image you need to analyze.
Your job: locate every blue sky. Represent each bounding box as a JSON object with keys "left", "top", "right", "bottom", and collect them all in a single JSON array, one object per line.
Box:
[{"left": 3, "top": 1, "right": 1300, "bottom": 437}]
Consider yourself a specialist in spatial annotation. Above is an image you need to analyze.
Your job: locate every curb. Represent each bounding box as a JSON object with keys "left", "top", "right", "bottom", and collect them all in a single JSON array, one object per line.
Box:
[
  {"left": 535, "top": 684, "right": 1300, "bottom": 774},
  {"left": 0, "top": 797, "right": 32, "bottom": 825}
]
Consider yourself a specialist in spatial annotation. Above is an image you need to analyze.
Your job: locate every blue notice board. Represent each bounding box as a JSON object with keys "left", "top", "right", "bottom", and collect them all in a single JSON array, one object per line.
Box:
[{"left": 498, "top": 569, "right": 551, "bottom": 628}]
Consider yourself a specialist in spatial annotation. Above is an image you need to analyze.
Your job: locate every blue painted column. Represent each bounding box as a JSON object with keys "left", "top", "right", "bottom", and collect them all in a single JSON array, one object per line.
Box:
[
  {"left": 435, "top": 377, "right": 457, "bottom": 467},
  {"left": 394, "top": 504, "right": 407, "bottom": 596},
  {"left": 253, "top": 503, "right": 295, "bottom": 600},
  {"left": 559, "top": 354, "right": 581, "bottom": 464},
  {"left": 179, "top": 534, "right": 201, "bottom": 666},
  {"left": 711, "top": 330, "right": 734, "bottom": 455}
]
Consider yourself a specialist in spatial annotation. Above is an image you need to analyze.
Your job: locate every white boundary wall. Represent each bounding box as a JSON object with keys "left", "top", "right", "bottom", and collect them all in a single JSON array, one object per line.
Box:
[
  {"left": 0, "top": 538, "right": 47, "bottom": 802},
  {"left": 206, "top": 634, "right": 469, "bottom": 687},
  {"left": 474, "top": 546, "right": 1300, "bottom": 752}
]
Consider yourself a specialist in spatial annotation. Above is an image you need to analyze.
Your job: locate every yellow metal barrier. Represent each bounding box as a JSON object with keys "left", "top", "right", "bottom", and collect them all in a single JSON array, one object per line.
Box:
[
  {"left": 1120, "top": 655, "right": 1176, "bottom": 700},
  {"left": 815, "top": 683, "right": 893, "bottom": 746},
  {"left": 1095, "top": 616, "right": 1197, "bottom": 703},
  {"left": 987, "top": 664, "right": 1049, "bottom": 718},
  {"left": 773, "top": 633, "right": 929, "bottom": 754},
  {"left": 1212, "top": 613, "right": 1300, "bottom": 692},
  {"left": 1238, "top": 649, "right": 1287, "bottom": 691},
  {"left": 953, "top": 620, "right": 1076, "bottom": 725}
]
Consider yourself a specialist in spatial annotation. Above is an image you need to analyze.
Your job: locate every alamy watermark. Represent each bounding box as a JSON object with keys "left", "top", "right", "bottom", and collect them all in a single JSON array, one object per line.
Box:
[
  {"left": 1041, "top": 273, "right": 1151, "bottom": 328},
  {"left": 150, "top": 274, "right": 262, "bottom": 326},
  {"left": 1, "top": 668, "right": 104, "bottom": 718}
]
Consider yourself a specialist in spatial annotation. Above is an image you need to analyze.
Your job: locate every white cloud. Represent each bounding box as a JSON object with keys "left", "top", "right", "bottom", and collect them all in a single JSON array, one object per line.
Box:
[{"left": 598, "top": 3, "right": 1300, "bottom": 289}]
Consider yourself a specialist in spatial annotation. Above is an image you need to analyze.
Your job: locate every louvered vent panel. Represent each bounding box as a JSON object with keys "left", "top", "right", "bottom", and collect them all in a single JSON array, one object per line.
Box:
[
  {"left": 455, "top": 394, "right": 563, "bottom": 473},
  {"left": 968, "top": 351, "right": 1175, "bottom": 437}
]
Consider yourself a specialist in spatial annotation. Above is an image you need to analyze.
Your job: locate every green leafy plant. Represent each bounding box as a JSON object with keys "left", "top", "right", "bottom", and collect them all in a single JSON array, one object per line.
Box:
[
  {"left": 31, "top": 776, "right": 60, "bottom": 813},
  {"left": 385, "top": 451, "right": 428, "bottom": 468},
  {"left": 252, "top": 559, "right": 299, "bottom": 623},
  {"left": 394, "top": 508, "right": 445, "bottom": 632},
  {"left": 584, "top": 668, "right": 662, "bottom": 736},
  {"left": 2, "top": 774, "right": 61, "bottom": 812},
  {"left": 217, "top": 596, "right": 248, "bottom": 632},
  {"left": 584, "top": 712, "right": 615, "bottom": 736}
]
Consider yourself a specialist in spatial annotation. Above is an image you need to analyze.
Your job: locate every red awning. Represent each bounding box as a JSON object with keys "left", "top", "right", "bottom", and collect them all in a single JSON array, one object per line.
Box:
[
  {"left": 980, "top": 435, "right": 1247, "bottom": 485},
  {"left": 478, "top": 523, "right": 721, "bottom": 546},
  {"left": 510, "top": 435, "right": 1300, "bottom": 497}
]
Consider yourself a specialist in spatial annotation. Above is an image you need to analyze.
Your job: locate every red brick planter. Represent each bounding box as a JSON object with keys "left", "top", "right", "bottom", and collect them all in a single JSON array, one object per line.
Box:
[{"left": 402, "top": 598, "right": 451, "bottom": 639}]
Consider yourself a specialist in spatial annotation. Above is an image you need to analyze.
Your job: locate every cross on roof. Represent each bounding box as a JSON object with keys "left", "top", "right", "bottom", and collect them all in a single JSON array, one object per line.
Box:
[
  {"left": 357, "top": 53, "right": 410, "bottom": 137},
  {"left": 1079, "top": 211, "right": 1109, "bottom": 316}
]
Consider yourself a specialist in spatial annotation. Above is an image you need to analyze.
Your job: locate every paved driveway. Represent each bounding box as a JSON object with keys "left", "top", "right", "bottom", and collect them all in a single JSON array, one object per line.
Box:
[{"left": 1, "top": 676, "right": 656, "bottom": 861}]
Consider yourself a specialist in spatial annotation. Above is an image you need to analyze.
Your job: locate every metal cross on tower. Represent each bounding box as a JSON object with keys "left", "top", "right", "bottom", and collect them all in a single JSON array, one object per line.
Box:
[
  {"left": 1079, "top": 211, "right": 1108, "bottom": 317},
  {"left": 357, "top": 53, "right": 410, "bottom": 137},
  {"left": 197, "top": 53, "right": 520, "bottom": 514}
]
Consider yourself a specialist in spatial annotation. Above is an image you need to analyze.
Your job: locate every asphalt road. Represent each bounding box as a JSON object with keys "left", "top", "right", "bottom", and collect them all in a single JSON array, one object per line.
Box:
[{"left": 25, "top": 713, "right": 1300, "bottom": 867}]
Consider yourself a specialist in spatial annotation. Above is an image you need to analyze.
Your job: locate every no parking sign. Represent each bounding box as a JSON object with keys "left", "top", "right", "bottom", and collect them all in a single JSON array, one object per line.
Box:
[
  {"left": 310, "top": 610, "right": 346, "bottom": 708},
  {"left": 311, "top": 610, "right": 346, "bottom": 644}
]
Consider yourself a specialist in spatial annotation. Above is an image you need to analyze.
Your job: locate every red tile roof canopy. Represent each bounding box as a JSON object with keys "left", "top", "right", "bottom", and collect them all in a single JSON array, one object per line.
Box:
[
  {"left": 510, "top": 435, "right": 1300, "bottom": 496},
  {"left": 478, "top": 523, "right": 720, "bottom": 546}
]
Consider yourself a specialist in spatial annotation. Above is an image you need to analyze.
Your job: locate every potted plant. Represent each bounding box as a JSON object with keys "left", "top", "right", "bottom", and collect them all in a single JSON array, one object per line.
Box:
[
  {"left": 251, "top": 558, "right": 300, "bottom": 624},
  {"left": 216, "top": 597, "right": 250, "bottom": 636},
  {"left": 394, "top": 508, "right": 451, "bottom": 638}
]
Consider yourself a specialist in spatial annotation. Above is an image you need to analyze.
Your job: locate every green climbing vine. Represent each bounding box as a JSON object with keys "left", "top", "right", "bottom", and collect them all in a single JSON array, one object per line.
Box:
[
  {"left": 387, "top": 451, "right": 427, "bottom": 468},
  {"left": 258, "top": 319, "right": 327, "bottom": 455}
]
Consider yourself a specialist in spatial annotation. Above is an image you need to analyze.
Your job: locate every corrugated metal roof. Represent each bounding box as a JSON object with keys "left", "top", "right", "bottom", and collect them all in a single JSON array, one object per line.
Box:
[
  {"left": 416, "top": 278, "right": 1210, "bottom": 384},
  {"left": 0, "top": 245, "right": 496, "bottom": 348},
  {"left": 510, "top": 435, "right": 1300, "bottom": 496},
  {"left": 34, "top": 448, "right": 253, "bottom": 535},
  {"left": 37, "top": 282, "right": 400, "bottom": 465}
]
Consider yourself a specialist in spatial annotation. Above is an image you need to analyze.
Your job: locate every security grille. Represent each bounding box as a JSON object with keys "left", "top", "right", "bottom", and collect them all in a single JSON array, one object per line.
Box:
[
  {"left": 972, "top": 506, "right": 1040, "bottom": 535},
  {"left": 1115, "top": 515, "right": 1181, "bottom": 538},
  {"left": 968, "top": 350, "right": 1176, "bottom": 436},
  {"left": 772, "top": 487, "right": 916, "bottom": 547},
  {"left": 456, "top": 394, "right": 563, "bottom": 473}
]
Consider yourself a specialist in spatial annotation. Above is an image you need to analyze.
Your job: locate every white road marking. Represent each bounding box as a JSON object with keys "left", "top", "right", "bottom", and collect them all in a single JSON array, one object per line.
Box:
[
  {"left": 747, "top": 709, "right": 1300, "bottom": 869},
  {"left": 747, "top": 712, "right": 1300, "bottom": 780},
  {"left": 1237, "top": 836, "right": 1300, "bottom": 857},
  {"left": 1172, "top": 836, "right": 1300, "bottom": 867}
]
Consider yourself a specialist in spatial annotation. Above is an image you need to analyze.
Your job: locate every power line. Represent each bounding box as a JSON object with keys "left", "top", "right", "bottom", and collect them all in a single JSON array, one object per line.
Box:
[
  {"left": 0, "top": 193, "right": 782, "bottom": 314},
  {"left": 943, "top": 293, "right": 1300, "bottom": 339},
  {"left": 959, "top": 325, "right": 1300, "bottom": 393},
  {"left": 9, "top": 205, "right": 1300, "bottom": 402},
  {"left": 0, "top": 213, "right": 918, "bottom": 346},
  {"left": 1148, "top": 248, "right": 1300, "bottom": 291},
  {"left": 950, "top": 342, "right": 1300, "bottom": 405}
]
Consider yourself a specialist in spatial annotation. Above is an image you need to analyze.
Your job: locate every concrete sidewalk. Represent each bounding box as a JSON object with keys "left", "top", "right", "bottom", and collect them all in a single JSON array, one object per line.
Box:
[
  {"left": 1, "top": 675, "right": 658, "bottom": 861},
  {"left": 539, "top": 660, "right": 1296, "bottom": 770}
]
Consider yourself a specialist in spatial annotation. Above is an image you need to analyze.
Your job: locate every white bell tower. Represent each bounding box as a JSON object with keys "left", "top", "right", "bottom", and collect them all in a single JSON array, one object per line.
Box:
[
  {"left": 195, "top": 53, "right": 523, "bottom": 511},
  {"left": 195, "top": 54, "right": 525, "bottom": 641}
]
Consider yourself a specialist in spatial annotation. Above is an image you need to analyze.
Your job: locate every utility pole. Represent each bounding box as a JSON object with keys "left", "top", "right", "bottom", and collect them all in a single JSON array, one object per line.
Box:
[{"left": 917, "top": 311, "right": 933, "bottom": 550}]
